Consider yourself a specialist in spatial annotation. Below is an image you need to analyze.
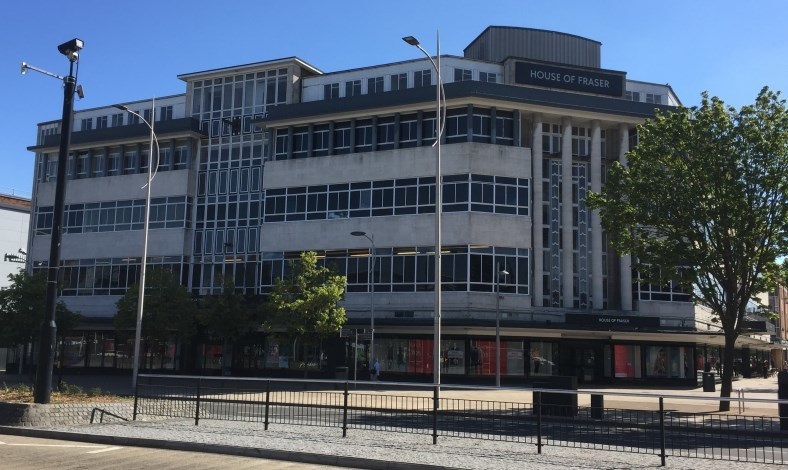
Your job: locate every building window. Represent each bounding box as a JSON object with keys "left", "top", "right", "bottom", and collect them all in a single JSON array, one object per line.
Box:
[
  {"left": 446, "top": 108, "right": 468, "bottom": 142},
  {"left": 76, "top": 153, "right": 89, "bottom": 178},
  {"left": 572, "top": 127, "right": 590, "bottom": 157},
  {"left": 108, "top": 153, "right": 121, "bottom": 176},
  {"left": 646, "top": 93, "right": 662, "bottom": 105},
  {"left": 143, "top": 108, "right": 152, "bottom": 123},
  {"left": 414, "top": 69, "right": 432, "bottom": 88},
  {"left": 96, "top": 116, "right": 108, "bottom": 129},
  {"left": 334, "top": 123, "right": 351, "bottom": 154},
  {"left": 345, "top": 80, "right": 361, "bottom": 97},
  {"left": 495, "top": 112, "right": 514, "bottom": 146},
  {"left": 81, "top": 118, "right": 93, "bottom": 131},
  {"left": 454, "top": 68, "right": 472, "bottom": 82},
  {"left": 159, "top": 105, "right": 174, "bottom": 121},
  {"left": 399, "top": 115, "right": 418, "bottom": 148},
  {"left": 367, "top": 76, "right": 384, "bottom": 94},
  {"left": 313, "top": 125, "right": 330, "bottom": 157},
  {"left": 274, "top": 129, "right": 289, "bottom": 160},
  {"left": 292, "top": 127, "right": 309, "bottom": 158},
  {"left": 479, "top": 72, "right": 497, "bottom": 83},
  {"left": 324, "top": 83, "right": 339, "bottom": 100},
  {"left": 542, "top": 123, "right": 561, "bottom": 154},
  {"left": 390, "top": 73, "right": 407, "bottom": 91},
  {"left": 377, "top": 118, "right": 396, "bottom": 150},
  {"left": 92, "top": 153, "right": 105, "bottom": 177},
  {"left": 111, "top": 113, "right": 124, "bottom": 127},
  {"left": 471, "top": 110, "right": 492, "bottom": 143},
  {"left": 355, "top": 120, "right": 373, "bottom": 150},
  {"left": 123, "top": 151, "right": 137, "bottom": 172}
]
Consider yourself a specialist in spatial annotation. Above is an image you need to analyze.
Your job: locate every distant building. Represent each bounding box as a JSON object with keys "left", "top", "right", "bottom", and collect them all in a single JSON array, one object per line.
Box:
[
  {"left": 26, "top": 26, "right": 774, "bottom": 383},
  {"left": 0, "top": 193, "right": 30, "bottom": 372}
]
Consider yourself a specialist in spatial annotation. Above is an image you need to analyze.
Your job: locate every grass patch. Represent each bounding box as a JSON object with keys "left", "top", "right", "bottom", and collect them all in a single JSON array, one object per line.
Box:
[{"left": 0, "top": 382, "right": 129, "bottom": 404}]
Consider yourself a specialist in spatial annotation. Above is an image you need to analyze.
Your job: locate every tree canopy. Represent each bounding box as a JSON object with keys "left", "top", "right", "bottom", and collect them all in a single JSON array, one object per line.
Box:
[
  {"left": 589, "top": 87, "right": 788, "bottom": 409},
  {"left": 114, "top": 269, "right": 196, "bottom": 343},
  {"left": 266, "top": 251, "right": 347, "bottom": 340},
  {"left": 0, "top": 270, "right": 79, "bottom": 347},
  {"left": 197, "top": 276, "right": 260, "bottom": 342}
]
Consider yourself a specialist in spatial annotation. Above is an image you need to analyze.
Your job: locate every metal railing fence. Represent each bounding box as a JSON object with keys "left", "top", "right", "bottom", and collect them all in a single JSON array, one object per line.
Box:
[{"left": 133, "top": 374, "right": 788, "bottom": 467}]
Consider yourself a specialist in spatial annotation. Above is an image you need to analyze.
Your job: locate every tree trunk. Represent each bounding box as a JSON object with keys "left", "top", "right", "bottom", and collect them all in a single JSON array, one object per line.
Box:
[{"left": 719, "top": 332, "right": 737, "bottom": 412}]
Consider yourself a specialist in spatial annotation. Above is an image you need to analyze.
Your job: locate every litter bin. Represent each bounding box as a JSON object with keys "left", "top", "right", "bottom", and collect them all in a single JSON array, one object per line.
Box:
[
  {"left": 702, "top": 372, "right": 715, "bottom": 392},
  {"left": 590, "top": 394, "right": 604, "bottom": 419},
  {"left": 335, "top": 366, "right": 348, "bottom": 380},
  {"left": 533, "top": 376, "right": 578, "bottom": 417},
  {"left": 778, "top": 371, "right": 788, "bottom": 431}
]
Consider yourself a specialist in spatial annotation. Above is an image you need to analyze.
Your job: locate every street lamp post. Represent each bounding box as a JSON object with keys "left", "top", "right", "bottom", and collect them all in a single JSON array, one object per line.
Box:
[
  {"left": 113, "top": 100, "right": 160, "bottom": 391},
  {"left": 403, "top": 32, "right": 444, "bottom": 397},
  {"left": 24, "top": 38, "right": 84, "bottom": 404},
  {"left": 495, "top": 263, "right": 509, "bottom": 387},
  {"left": 350, "top": 231, "right": 375, "bottom": 367}
]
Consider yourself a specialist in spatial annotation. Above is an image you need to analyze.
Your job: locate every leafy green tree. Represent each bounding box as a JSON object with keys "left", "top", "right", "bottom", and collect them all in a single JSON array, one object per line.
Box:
[
  {"left": 0, "top": 271, "right": 80, "bottom": 370},
  {"left": 114, "top": 269, "right": 196, "bottom": 345},
  {"left": 266, "top": 251, "right": 347, "bottom": 365},
  {"left": 197, "top": 276, "right": 261, "bottom": 371},
  {"left": 589, "top": 88, "right": 788, "bottom": 410}
]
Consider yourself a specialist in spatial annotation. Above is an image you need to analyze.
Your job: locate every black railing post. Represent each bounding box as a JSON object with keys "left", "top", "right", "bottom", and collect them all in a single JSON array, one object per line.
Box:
[
  {"left": 195, "top": 378, "right": 202, "bottom": 426},
  {"left": 659, "top": 396, "right": 666, "bottom": 466},
  {"left": 132, "top": 376, "right": 139, "bottom": 421},
  {"left": 342, "top": 380, "right": 349, "bottom": 438},
  {"left": 536, "top": 390, "right": 543, "bottom": 454},
  {"left": 432, "top": 385, "right": 439, "bottom": 445},
  {"left": 264, "top": 379, "right": 270, "bottom": 431}
]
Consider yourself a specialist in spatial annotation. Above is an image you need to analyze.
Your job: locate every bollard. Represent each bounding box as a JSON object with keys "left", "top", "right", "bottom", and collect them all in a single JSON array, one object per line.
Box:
[
  {"left": 778, "top": 371, "right": 788, "bottom": 431},
  {"left": 590, "top": 393, "right": 604, "bottom": 419}
]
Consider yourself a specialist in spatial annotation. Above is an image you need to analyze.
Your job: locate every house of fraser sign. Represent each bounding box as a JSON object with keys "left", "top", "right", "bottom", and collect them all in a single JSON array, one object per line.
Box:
[{"left": 514, "top": 60, "right": 625, "bottom": 97}]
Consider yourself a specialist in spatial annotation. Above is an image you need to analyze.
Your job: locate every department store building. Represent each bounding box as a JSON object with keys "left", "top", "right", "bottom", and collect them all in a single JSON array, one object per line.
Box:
[{"left": 26, "top": 26, "right": 776, "bottom": 384}]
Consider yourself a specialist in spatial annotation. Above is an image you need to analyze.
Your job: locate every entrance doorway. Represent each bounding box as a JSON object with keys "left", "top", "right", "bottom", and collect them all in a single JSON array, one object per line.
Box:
[{"left": 561, "top": 342, "right": 604, "bottom": 384}]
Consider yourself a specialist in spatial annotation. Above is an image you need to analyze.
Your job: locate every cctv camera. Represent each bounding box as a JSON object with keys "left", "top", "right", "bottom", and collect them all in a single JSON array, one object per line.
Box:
[{"left": 57, "top": 38, "right": 84, "bottom": 59}]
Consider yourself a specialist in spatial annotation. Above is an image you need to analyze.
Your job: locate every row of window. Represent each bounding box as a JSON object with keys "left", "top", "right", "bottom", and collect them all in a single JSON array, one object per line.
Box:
[
  {"left": 36, "top": 143, "right": 191, "bottom": 183},
  {"left": 261, "top": 246, "right": 529, "bottom": 295},
  {"left": 32, "top": 257, "right": 186, "bottom": 296},
  {"left": 319, "top": 68, "right": 499, "bottom": 100},
  {"left": 35, "top": 196, "right": 191, "bottom": 235},
  {"left": 624, "top": 91, "right": 663, "bottom": 104},
  {"left": 191, "top": 69, "right": 288, "bottom": 118},
  {"left": 541, "top": 123, "right": 608, "bottom": 158},
  {"left": 78, "top": 106, "right": 174, "bottom": 132},
  {"left": 273, "top": 107, "right": 515, "bottom": 160},
  {"left": 263, "top": 173, "right": 529, "bottom": 223}
]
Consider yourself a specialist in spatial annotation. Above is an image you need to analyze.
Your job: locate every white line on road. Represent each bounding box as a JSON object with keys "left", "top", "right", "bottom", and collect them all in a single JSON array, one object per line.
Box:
[
  {"left": 86, "top": 446, "right": 123, "bottom": 454},
  {"left": 0, "top": 443, "right": 106, "bottom": 449}
]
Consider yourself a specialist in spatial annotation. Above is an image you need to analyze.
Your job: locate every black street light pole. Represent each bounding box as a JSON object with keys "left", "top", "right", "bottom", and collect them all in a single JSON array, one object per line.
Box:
[{"left": 31, "top": 38, "right": 84, "bottom": 404}]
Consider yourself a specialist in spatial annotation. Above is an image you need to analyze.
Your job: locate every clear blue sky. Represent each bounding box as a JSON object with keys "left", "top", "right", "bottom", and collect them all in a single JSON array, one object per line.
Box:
[{"left": 3, "top": 0, "right": 787, "bottom": 198}]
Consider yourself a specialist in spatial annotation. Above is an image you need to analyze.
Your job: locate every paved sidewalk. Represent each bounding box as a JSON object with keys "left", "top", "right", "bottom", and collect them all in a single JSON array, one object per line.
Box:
[{"left": 1, "top": 373, "right": 784, "bottom": 469}]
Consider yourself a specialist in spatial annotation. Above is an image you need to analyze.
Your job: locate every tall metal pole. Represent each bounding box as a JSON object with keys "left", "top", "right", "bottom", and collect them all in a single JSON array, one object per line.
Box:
[
  {"left": 350, "top": 231, "right": 375, "bottom": 367},
  {"left": 115, "top": 101, "right": 158, "bottom": 390},
  {"left": 495, "top": 262, "right": 501, "bottom": 387},
  {"left": 403, "top": 32, "right": 443, "bottom": 401},
  {"left": 33, "top": 58, "right": 77, "bottom": 404},
  {"left": 433, "top": 31, "right": 443, "bottom": 399}
]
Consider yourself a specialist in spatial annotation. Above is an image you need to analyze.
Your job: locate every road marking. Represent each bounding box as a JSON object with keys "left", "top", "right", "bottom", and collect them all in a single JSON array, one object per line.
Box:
[
  {"left": 0, "top": 443, "right": 103, "bottom": 448},
  {"left": 86, "top": 446, "right": 123, "bottom": 454}
]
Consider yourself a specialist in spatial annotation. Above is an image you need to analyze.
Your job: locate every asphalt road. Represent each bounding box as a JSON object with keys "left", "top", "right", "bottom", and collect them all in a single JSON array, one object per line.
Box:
[{"left": 0, "top": 435, "right": 356, "bottom": 470}]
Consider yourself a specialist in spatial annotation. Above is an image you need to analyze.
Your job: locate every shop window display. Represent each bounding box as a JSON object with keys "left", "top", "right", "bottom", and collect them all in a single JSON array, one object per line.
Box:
[{"left": 529, "top": 341, "right": 558, "bottom": 376}]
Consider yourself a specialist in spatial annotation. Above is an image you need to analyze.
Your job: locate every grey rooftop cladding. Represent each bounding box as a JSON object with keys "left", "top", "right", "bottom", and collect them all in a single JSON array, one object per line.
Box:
[
  {"left": 28, "top": 117, "right": 205, "bottom": 151},
  {"left": 254, "top": 80, "right": 672, "bottom": 128}
]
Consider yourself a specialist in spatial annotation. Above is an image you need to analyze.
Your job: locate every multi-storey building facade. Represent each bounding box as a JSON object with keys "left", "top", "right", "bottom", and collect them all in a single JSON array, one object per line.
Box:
[
  {"left": 0, "top": 193, "right": 30, "bottom": 372},
  {"left": 26, "top": 27, "right": 776, "bottom": 383}
]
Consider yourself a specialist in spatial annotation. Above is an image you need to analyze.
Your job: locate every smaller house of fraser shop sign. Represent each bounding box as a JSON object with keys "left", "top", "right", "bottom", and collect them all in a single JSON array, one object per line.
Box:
[{"left": 515, "top": 61, "right": 625, "bottom": 97}]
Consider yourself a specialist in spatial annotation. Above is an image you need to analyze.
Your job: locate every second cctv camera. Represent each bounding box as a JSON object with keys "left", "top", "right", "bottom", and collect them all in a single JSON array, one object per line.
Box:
[{"left": 57, "top": 38, "right": 84, "bottom": 60}]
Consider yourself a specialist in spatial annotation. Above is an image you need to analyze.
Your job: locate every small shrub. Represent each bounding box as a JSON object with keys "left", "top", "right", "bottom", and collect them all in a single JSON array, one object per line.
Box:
[
  {"left": 87, "top": 387, "right": 104, "bottom": 397},
  {"left": 59, "top": 382, "right": 84, "bottom": 395}
]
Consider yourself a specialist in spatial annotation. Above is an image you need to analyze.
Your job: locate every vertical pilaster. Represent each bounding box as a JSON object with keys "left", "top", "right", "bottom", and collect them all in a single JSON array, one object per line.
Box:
[
  {"left": 531, "top": 114, "right": 543, "bottom": 307},
  {"left": 619, "top": 124, "right": 632, "bottom": 311},
  {"left": 561, "top": 117, "right": 573, "bottom": 309},
  {"left": 590, "top": 121, "right": 603, "bottom": 310}
]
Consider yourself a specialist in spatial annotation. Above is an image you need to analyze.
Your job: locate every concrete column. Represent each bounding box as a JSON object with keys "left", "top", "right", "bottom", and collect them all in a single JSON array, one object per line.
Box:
[
  {"left": 286, "top": 126, "right": 293, "bottom": 160},
  {"left": 590, "top": 121, "right": 603, "bottom": 310},
  {"left": 561, "top": 117, "right": 573, "bottom": 309},
  {"left": 328, "top": 122, "right": 335, "bottom": 156},
  {"left": 349, "top": 119, "right": 357, "bottom": 153},
  {"left": 531, "top": 114, "right": 543, "bottom": 307},
  {"left": 619, "top": 123, "right": 632, "bottom": 311}
]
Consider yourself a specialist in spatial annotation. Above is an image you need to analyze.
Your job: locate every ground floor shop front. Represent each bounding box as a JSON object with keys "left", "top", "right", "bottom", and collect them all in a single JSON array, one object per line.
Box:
[{"left": 8, "top": 323, "right": 776, "bottom": 388}]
